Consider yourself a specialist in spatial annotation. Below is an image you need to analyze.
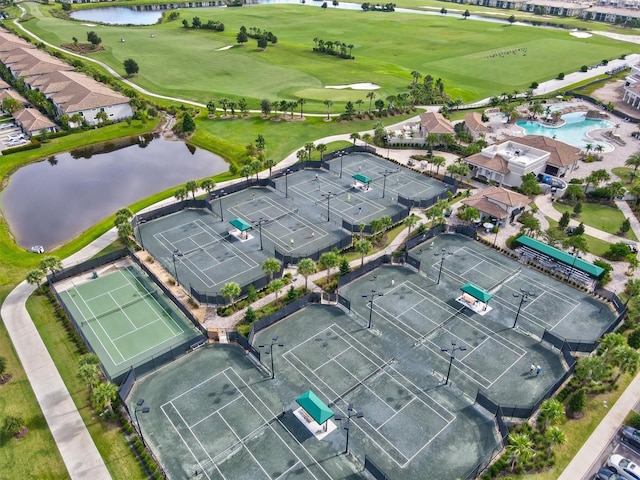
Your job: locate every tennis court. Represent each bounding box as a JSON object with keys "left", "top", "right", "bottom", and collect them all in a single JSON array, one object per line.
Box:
[
  {"left": 55, "top": 261, "right": 202, "bottom": 381},
  {"left": 411, "top": 234, "right": 615, "bottom": 342},
  {"left": 131, "top": 307, "right": 498, "bottom": 480}
]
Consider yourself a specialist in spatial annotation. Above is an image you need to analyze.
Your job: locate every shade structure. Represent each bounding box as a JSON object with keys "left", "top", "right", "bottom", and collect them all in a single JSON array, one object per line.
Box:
[
  {"left": 229, "top": 218, "right": 252, "bottom": 232},
  {"left": 351, "top": 173, "right": 372, "bottom": 184},
  {"left": 296, "top": 390, "right": 334, "bottom": 425},
  {"left": 460, "top": 283, "right": 493, "bottom": 303}
]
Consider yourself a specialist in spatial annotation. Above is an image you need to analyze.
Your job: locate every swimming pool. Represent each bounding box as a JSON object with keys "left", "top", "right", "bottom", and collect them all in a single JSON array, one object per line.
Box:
[{"left": 516, "top": 111, "right": 613, "bottom": 151}]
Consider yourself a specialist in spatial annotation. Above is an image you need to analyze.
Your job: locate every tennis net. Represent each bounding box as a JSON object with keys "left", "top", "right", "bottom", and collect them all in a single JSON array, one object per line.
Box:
[
  {"left": 265, "top": 208, "right": 298, "bottom": 224},
  {"left": 85, "top": 290, "right": 159, "bottom": 323}
]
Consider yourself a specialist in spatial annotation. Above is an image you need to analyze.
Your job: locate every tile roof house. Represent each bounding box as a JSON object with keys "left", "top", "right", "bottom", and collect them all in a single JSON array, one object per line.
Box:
[
  {"left": 462, "top": 185, "right": 529, "bottom": 221},
  {"left": 0, "top": 47, "right": 74, "bottom": 79},
  {"left": 419, "top": 112, "right": 455, "bottom": 136},
  {"left": 464, "top": 112, "right": 489, "bottom": 139},
  {"left": 0, "top": 88, "right": 27, "bottom": 106},
  {"left": 26, "top": 70, "right": 132, "bottom": 125},
  {"left": 13, "top": 107, "right": 57, "bottom": 135},
  {"left": 465, "top": 136, "right": 579, "bottom": 187},
  {"left": 0, "top": 32, "right": 34, "bottom": 53}
]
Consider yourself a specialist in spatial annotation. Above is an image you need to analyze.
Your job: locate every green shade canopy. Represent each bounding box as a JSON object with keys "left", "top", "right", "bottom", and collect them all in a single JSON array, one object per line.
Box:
[
  {"left": 229, "top": 218, "right": 252, "bottom": 232},
  {"left": 296, "top": 390, "right": 334, "bottom": 425},
  {"left": 516, "top": 235, "right": 604, "bottom": 278},
  {"left": 461, "top": 283, "right": 493, "bottom": 303},
  {"left": 352, "top": 173, "right": 372, "bottom": 184}
]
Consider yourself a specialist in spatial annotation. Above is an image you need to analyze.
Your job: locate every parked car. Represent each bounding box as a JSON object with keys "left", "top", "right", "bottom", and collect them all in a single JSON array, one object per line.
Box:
[
  {"left": 596, "top": 467, "right": 625, "bottom": 480},
  {"left": 7, "top": 133, "right": 25, "bottom": 141},
  {"left": 29, "top": 245, "right": 44, "bottom": 254},
  {"left": 621, "top": 426, "right": 640, "bottom": 449},
  {"left": 622, "top": 241, "right": 639, "bottom": 254},
  {"left": 606, "top": 454, "right": 640, "bottom": 480}
]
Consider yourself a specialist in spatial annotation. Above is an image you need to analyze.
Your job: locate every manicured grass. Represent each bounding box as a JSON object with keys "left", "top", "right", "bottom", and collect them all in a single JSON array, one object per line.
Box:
[
  {"left": 553, "top": 202, "right": 637, "bottom": 241},
  {"left": 25, "top": 294, "right": 146, "bottom": 480},
  {"left": 0, "top": 319, "right": 69, "bottom": 479},
  {"left": 20, "top": 3, "right": 635, "bottom": 110},
  {"left": 547, "top": 217, "right": 612, "bottom": 257},
  {"left": 612, "top": 166, "right": 640, "bottom": 185}
]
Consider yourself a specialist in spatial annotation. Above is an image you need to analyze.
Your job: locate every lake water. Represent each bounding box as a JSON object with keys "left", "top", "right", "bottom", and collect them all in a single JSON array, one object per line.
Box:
[
  {"left": 70, "top": 1, "right": 511, "bottom": 26},
  {"left": 70, "top": 7, "right": 163, "bottom": 25},
  {"left": 0, "top": 135, "right": 228, "bottom": 250}
]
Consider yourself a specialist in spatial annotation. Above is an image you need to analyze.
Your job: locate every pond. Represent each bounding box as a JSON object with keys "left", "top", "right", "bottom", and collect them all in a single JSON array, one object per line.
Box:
[
  {"left": 70, "top": 1, "right": 512, "bottom": 26},
  {"left": 0, "top": 135, "right": 228, "bottom": 250},
  {"left": 70, "top": 7, "right": 163, "bottom": 25}
]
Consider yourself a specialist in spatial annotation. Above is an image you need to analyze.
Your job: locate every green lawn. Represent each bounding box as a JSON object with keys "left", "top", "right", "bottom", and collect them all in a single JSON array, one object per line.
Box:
[
  {"left": 546, "top": 217, "right": 612, "bottom": 257},
  {"left": 19, "top": 2, "right": 635, "bottom": 110},
  {"left": 553, "top": 202, "right": 638, "bottom": 241}
]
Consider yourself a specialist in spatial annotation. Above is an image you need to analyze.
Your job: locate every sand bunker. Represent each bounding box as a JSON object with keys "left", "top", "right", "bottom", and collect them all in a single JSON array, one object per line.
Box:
[
  {"left": 82, "top": 24, "right": 97, "bottom": 27},
  {"left": 216, "top": 45, "right": 234, "bottom": 51},
  {"left": 325, "top": 83, "right": 380, "bottom": 90},
  {"left": 570, "top": 31, "right": 592, "bottom": 39}
]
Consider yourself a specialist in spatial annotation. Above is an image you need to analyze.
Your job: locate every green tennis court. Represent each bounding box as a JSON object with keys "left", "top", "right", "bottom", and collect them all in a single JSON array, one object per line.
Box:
[{"left": 56, "top": 264, "right": 202, "bottom": 382}]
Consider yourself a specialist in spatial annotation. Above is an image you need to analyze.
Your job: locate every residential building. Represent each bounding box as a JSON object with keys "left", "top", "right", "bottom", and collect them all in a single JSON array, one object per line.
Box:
[
  {"left": 13, "top": 107, "right": 57, "bottom": 136},
  {"left": 462, "top": 185, "right": 529, "bottom": 222},
  {"left": 465, "top": 135, "right": 580, "bottom": 187},
  {"left": 464, "top": 112, "right": 489, "bottom": 139},
  {"left": 0, "top": 47, "right": 74, "bottom": 79}
]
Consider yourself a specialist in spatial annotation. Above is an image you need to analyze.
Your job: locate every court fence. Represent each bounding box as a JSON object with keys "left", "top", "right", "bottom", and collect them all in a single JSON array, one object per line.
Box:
[
  {"left": 338, "top": 254, "right": 393, "bottom": 288},
  {"left": 274, "top": 235, "right": 353, "bottom": 265},
  {"left": 47, "top": 247, "right": 130, "bottom": 284},
  {"left": 128, "top": 249, "right": 207, "bottom": 336},
  {"left": 364, "top": 455, "right": 390, "bottom": 480},
  {"left": 245, "top": 293, "right": 322, "bottom": 361},
  {"left": 341, "top": 207, "right": 410, "bottom": 235},
  {"left": 397, "top": 179, "right": 457, "bottom": 210},
  {"left": 405, "top": 224, "right": 446, "bottom": 251},
  {"left": 118, "top": 367, "right": 136, "bottom": 402}
]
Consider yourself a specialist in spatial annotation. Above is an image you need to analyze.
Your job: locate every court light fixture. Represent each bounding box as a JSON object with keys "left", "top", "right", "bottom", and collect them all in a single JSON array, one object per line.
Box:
[
  {"left": 362, "top": 289, "right": 384, "bottom": 329},
  {"left": 334, "top": 403, "right": 364, "bottom": 455},
  {"left": 257, "top": 336, "right": 284, "bottom": 379},
  {"left": 441, "top": 341, "right": 466, "bottom": 386},
  {"left": 321, "top": 191, "right": 337, "bottom": 222},
  {"left": 512, "top": 288, "right": 535, "bottom": 329},
  {"left": 134, "top": 399, "right": 151, "bottom": 448},
  {"left": 436, "top": 248, "right": 454, "bottom": 285}
]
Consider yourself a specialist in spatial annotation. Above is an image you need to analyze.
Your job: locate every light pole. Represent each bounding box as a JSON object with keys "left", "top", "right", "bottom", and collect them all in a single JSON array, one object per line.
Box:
[
  {"left": 512, "top": 288, "right": 535, "bottom": 328},
  {"left": 339, "top": 151, "right": 345, "bottom": 178},
  {"left": 362, "top": 289, "right": 383, "bottom": 329},
  {"left": 381, "top": 169, "right": 394, "bottom": 199},
  {"left": 216, "top": 190, "right": 225, "bottom": 221},
  {"left": 137, "top": 217, "right": 147, "bottom": 251},
  {"left": 334, "top": 403, "right": 364, "bottom": 455},
  {"left": 566, "top": 248, "right": 580, "bottom": 281},
  {"left": 284, "top": 169, "right": 291, "bottom": 199},
  {"left": 172, "top": 249, "right": 183, "bottom": 286},
  {"left": 253, "top": 217, "right": 265, "bottom": 251},
  {"left": 436, "top": 248, "right": 453, "bottom": 285},
  {"left": 258, "top": 336, "right": 284, "bottom": 379},
  {"left": 134, "top": 399, "right": 150, "bottom": 448},
  {"left": 321, "top": 191, "right": 337, "bottom": 222},
  {"left": 441, "top": 341, "right": 466, "bottom": 385}
]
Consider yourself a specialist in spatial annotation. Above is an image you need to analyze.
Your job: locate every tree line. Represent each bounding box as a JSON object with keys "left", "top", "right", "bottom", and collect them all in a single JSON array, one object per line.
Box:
[
  {"left": 312, "top": 37, "right": 354, "bottom": 59},
  {"left": 182, "top": 16, "right": 225, "bottom": 31}
]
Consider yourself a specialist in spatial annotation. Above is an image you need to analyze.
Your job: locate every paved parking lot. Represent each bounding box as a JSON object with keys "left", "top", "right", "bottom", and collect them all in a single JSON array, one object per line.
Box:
[
  {"left": 0, "top": 120, "right": 27, "bottom": 149},
  {"left": 584, "top": 400, "right": 640, "bottom": 479}
]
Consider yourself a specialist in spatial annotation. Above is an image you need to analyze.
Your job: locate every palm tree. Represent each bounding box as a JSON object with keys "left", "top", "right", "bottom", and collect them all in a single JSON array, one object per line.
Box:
[
  {"left": 350, "top": 132, "right": 361, "bottom": 145},
  {"left": 355, "top": 99, "right": 364, "bottom": 116},
  {"left": 597, "top": 332, "right": 625, "bottom": 362},
  {"left": 185, "top": 180, "right": 198, "bottom": 199},
  {"left": 410, "top": 70, "right": 421, "bottom": 85},
  {"left": 538, "top": 398, "right": 566, "bottom": 429},
  {"left": 355, "top": 238, "right": 372, "bottom": 267},
  {"left": 366, "top": 91, "right": 375, "bottom": 114},
  {"left": 610, "top": 345, "right": 640, "bottom": 382},
  {"left": 431, "top": 156, "right": 446, "bottom": 176},
  {"left": 221, "top": 282, "right": 241, "bottom": 308},
  {"left": 545, "top": 426, "right": 567, "bottom": 460},
  {"left": 362, "top": 133, "right": 372, "bottom": 145},
  {"left": 297, "top": 258, "right": 316, "bottom": 290},
  {"left": 318, "top": 250, "right": 340, "bottom": 277},
  {"left": 507, "top": 433, "right": 535, "bottom": 472},
  {"left": 219, "top": 98, "right": 229, "bottom": 116},
  {"left": 26, "top": 269, "right": 45, "bottom": 291},
  {"left": 359, "top": 222, "right": 366, "bottom": 239},
  {"left": 380, "top": 215, "right": 392, "bottom": 232},
  {"left": 316, "top": 143, "right": 327, "bottom": 160},
  {"left": 40, "top": 256, "right": 62, "bottom": 276},
  {"left": 404, "top": 215, "right": 418, "bottom": 238},
  {"left": 262, "top": 258, "right": 281, "bottom": 281},
  {"left": 91, "top": 381, "right": 118, "bottom": 414},
  {"left": 268, "top": 279, "right": 285, "bottom": 299},
  {"left": 200, "top": 178, "right": 215, "bottom": 194},
  {"left": 324, "top": 99, "right": 333, "bottom": 120},
  {"left": 304, "top": 142, "right": 315, "bottom": 160},
  {"left": 264, "top": 158, "right": 276, "bottom": 178},
  {"left": 174, "top": 187, "right": 187, "bottom": 201},
  {"left": 298, "top": 98, "right": 306, "bottom": 118},
  {"left": 369, "top": 218, "right": 383, "bottom": 237},
  {"left": 574, "top": 355, "right": 609, "bottom": 387},
  {"left": 78, "top": 363, "right": 100, "bottom": 392},
  {"left": 626, "top": 152, "right": 640, "bottom": 182}
]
